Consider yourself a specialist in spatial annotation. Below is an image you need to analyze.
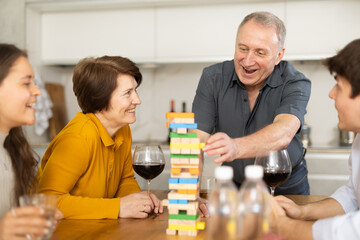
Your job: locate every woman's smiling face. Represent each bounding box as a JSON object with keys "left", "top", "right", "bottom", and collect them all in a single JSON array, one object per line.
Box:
[{"left": 0, "top": 56, "right": 41, "bottom": 132}]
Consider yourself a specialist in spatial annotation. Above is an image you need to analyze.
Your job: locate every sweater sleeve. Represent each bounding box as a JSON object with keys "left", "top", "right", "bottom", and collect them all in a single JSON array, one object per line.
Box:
[
  {"left": 37, "top": 134, "right": 120, "bottom": 219},
  {"left": 116, "top": 130, "right": 141, "bottom": 198}
]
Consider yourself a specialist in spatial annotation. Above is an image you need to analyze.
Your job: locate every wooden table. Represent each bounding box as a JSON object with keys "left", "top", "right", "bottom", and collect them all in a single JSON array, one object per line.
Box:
[{"left": 49, "top": 191, "right": 328, "bottom": 240}]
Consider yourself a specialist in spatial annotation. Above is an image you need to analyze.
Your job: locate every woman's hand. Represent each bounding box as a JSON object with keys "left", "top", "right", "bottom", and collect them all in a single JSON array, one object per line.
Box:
[
  {"left": 275, "top": 195, "right": 304, "bottom": 219},
  {"left": 52, "top": 209, "right": 64, "bottom": 233},
  {"left": 148, "top": 192, "right": 163, "bottom": 214},
  {"left": 119, "top": 192, "right": 156, "bottom": 218},
  {"left": 0, "top": 206, "right": 51, "bottom": 240}
]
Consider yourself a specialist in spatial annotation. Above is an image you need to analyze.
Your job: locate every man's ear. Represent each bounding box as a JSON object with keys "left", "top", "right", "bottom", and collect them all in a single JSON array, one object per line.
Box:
[{"left": 275, "top": 48, "right": 285, "bottom": 65}]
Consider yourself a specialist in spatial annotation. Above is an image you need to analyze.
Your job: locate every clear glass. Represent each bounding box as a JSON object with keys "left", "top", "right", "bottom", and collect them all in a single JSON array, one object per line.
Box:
[
  {"left": 254, "top": 149, "right": 292, "bottom": 196},
  {"left": 132, "top": 145, "right": 165, "bottom": 194},
  {"left": 19, "top": 194, "right": 57, "bottom": 239}
]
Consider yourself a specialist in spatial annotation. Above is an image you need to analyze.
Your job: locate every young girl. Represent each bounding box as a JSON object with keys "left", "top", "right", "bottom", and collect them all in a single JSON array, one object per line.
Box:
[{"left": 0, "top": 43, "right": 62, "bottom": 239}]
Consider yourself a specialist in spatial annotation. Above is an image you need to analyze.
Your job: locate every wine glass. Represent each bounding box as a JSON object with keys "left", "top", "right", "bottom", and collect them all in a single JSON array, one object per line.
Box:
[
  {"left": 254, "top": 149, "right": 292, "bottom": 196},
  {"left": 132, "top": 145, "right": 165, "bottom": 195}
]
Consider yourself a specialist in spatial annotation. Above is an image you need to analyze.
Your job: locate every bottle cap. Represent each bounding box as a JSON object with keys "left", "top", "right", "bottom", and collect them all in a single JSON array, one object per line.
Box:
[
  {"left": 214, "top": 166, "right": 233, "bottom": 180},
  {"left": 245, "top": 165, "right": 263, "bottom": 179}
]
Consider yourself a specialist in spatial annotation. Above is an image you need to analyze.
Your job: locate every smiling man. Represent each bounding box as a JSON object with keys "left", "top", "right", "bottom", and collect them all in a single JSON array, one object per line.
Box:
[{"left": 191, "top": 11, "right": 311, "bottom": 216}]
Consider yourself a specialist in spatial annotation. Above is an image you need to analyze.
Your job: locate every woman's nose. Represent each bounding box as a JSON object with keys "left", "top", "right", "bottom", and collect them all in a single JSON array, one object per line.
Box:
[
  {"left": 32, "top": 84, "right": 41, "bottom": 96},
  {"left": 132, "top": 92, "right": 141, "bottom": 105}
]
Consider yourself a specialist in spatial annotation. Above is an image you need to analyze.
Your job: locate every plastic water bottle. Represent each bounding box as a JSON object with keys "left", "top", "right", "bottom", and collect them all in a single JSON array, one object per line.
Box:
[
  {"left": 208, "top": 166, "right": 238, "bottom": 240},
  {"left": 237, "top": 165, "right": 269, "bottom": 240}
]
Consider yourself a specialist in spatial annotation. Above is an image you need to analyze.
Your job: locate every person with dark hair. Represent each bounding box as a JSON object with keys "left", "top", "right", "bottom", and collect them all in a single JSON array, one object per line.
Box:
[
  {"left": 191, "top": 11, "right": 311, "bottom": 216},
  {"left": 0, "top": 43, "right": 63, "bottom": 239},
  {"left": 270, "top": 39, "right": 360, "bottom": 240},
  {"left": 36, "top": 56, "right": 163, "bottom": 219}
]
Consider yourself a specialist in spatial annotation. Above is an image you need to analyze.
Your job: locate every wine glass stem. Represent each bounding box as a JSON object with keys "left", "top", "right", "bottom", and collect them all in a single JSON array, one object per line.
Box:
[
  {"left": 270, "top": 187, "right": 275, "bottom": 196},
  {"left": 147, "top": 180, "right": 150, "bottom": 195}
]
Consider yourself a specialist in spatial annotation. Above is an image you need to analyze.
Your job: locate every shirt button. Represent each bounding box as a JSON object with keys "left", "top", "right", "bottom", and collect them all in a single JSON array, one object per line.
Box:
[{"left": 243, "top": 98, "right": 248, "bottom": 102}]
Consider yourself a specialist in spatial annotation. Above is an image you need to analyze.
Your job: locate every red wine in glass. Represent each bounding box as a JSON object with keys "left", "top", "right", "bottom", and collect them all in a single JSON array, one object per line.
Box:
[
  {"left": 132, "top": 145, "right": 165, "bottom": 195},
  {"left": 133, "top": 162, "right": 165, "bottom": 180},
  {"left": 263, "top": 169, "right": 291, "bottom": 188}
]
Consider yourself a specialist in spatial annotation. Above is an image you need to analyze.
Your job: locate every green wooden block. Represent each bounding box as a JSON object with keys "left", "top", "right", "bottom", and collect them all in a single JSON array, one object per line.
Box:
[
  {"left": 169, "top": 132, "right": 197, "bottom": 138},
  {"left": 169, "top": 213, "right": 199, "bottom": 220}
]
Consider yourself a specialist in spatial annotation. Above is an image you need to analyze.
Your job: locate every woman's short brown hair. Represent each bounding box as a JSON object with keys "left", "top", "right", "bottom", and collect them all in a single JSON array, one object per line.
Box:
[
  {"left": 323, "top": 39, "right": 360, "bottom": 98},
  {"left": 73, "top": 56, "right": 142, "bottom": 113}
]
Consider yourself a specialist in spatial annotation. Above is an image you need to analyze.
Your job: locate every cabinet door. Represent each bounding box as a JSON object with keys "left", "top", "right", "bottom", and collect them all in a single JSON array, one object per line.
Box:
[
  {"left": 156, "top": 2, "right": 285, "bottom": 62},
  {"left": 285, "top": 1, "right": 360, "bottom": 58},
  {"left": 41, "top": 9, "right": 155, "bottom": 65}
]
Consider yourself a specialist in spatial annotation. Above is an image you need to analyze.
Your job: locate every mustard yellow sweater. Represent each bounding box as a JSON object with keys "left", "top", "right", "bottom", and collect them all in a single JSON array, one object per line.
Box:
[{"left": 37, "top": 113, "right": 140, "bottom": 219}]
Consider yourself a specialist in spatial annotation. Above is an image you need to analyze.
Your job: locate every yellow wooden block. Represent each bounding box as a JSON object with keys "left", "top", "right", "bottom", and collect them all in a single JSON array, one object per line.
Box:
[
  {"left": 168, "top": 224, "right": 197, "bottom": 231},
  {"left": 189, "top": 168, "right": 199, "bottom": 175},
  {"left": 196, "top": 222, "right": 205, "bottom": 230},
  {"left": 177, "top": 189, "right": 198, "bottom": 195},
  {"left": 170, "top": 143, "right": 204, "bottom": 149},
  {"left": 166, "top": 112, "right": 195, "bottom": 119},
  {"left": 171, "top": 168, "right": 181, "bottom": 174}
]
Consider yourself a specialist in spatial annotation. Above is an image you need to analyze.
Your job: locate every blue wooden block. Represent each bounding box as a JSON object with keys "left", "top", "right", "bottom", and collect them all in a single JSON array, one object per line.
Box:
[
  {"left": 179, "top": 178, "right": 199, "bottom": 184},
  {"left": 169, "top": 199, "right": 178, "bottom": 204},
  {"left": 178, "top": 199, "right": 188, "bottom": 204},
  {"left": 169, "top": 178, "right": 179, "bottom": 184},
  {"left": 169, "top": 123, "right": 198, "bottom": 129}
]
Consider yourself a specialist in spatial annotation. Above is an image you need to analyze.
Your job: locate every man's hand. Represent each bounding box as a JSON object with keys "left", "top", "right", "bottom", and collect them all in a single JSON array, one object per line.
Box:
[
  {"left": 197, "top": 197, "right": 209, "bottom": 218},
  {"left": 275, "top": 195, "right": 304, "bottom": 220},
  {"left": 202, "top": 132, "right": 238, "bottom": 163}
]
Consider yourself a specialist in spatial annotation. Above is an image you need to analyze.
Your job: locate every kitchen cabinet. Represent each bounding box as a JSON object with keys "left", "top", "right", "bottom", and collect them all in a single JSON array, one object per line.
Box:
[
  {"left": 306, "top": 148, "right": 351, "bottom": 195},
  {"left": 27, "top": 0, "right": 360, "bottom": 65},
  {"left": 285, "top": 1, "right": 360, "bottom": 59},
  {"left": 41, "top": 9, "right": 156, "bottom": 65},
  {"left": 156, "top": 2, "right": 284, "bottom": 62}
]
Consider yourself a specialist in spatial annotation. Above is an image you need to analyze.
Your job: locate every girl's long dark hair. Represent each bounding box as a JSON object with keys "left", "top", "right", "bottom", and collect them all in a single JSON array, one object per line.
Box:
[{"left": 0, "top": 44, "right": 38, "bottom": 205}]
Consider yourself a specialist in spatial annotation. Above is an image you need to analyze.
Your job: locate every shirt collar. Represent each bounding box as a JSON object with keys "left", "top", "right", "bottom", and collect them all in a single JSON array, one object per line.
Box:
[
  {"left": 231, "top": 62, "right": 284, "bottom": 89},
  {"left": 86, "top": 113, "right": 124, "bottom": 150}
]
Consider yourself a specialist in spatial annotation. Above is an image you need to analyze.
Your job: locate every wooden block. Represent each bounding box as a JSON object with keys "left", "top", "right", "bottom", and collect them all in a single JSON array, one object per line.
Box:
[
  {"left": 169, "top": 219, "right": 198, "bottom": 226},
  {"left": 162, "top": 199, "right": 169, "bottom": 206},
  {"left": 169, "top": 132, "right": 197, "bottom": 139},
  {"left": 170, "top": 148, "right": 181, "bottom": 154},
  {"left": 168, "top": 224, "right": 197, "bottom": 231},
  {"left": 166, "top": 112, "right": 195, "bottom": 119},
  {"left": 170, "top": 123, "right": 197, "bottom": 129},
  {"left": 166, "top": 229, "right": 176, "bottom": 235},
  {"left": 179, "top": 178, "right": 199, "bottom": 184},
  {"left": 196, "top": 222, "right": 205, "bottom": 230},
  {"left": 168, "top": 190, "right": 197, "bottom": 200},
  {"left": 171, "top": 154, "right": 199, "bottom": 159},
  {"left": 169, "top": 208, "right": 179, "bottom": 215},
  {"left": 190, "top": 138, "right": 200, "bottom": 144},
  {"left": 167, "top": 201, "right": 198, "bottom": 211},
  {"left": 182, "top": 118, "right": 195, "bottom": 124},
  {"left": 168, "top": 178, "right": 179, "bottom": 184},
  {"left": 177, "top": 189, "right": 198, "bottom": 195},
  {"left": 177, "top": 128, "right": 187, "bottom": 134},
  {"left": 171, "top": 168, "right": 181, "bottom": 174},
  {"left": 170, "top": 143, "right": 204, "bottom": 149},
  {"left": 190, "top": 148, "right": 200, "bottom": 154},
  {"left": 171, "top": 164, "right": 198, "bottom": 168},
  {"left": 178, "top": 230, "right": 198, "bottom": 236},
  {"left": 169, "top": 183, "right": 198, "bottom": 190},
  {"left": 170, "top": 138, "right": 181, "bottom": 143},
  {"left": 189, "top": 158, "right": 200, "bottom": 164},
  {"left": 180, "top": 148, "right": 191, "bottom": 154},
  {"left": 187, "top": 209, "right": 197, "bottom": 215},
  {"left": 169, "top": 212, "right": 199, "bottom": 220},
  {"left": 189, "top": 168, "right": 199, "bottom": 175},
  {"left": 171, "top": 172, "right": 197, "bottom": 179},
  {"left": 181, "top": 138, "right": 191, "bottom": 143}
]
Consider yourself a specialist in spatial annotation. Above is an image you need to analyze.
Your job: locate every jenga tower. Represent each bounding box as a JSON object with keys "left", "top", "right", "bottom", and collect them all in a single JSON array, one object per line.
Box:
[{"left": 164, "top": 112, "right": 205, "bottom": 236}]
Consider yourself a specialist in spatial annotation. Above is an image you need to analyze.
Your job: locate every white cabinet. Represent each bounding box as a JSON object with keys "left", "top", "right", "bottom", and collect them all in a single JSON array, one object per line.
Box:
[
  {"left": 156, "top": 2, "right": 284, "bottom": 62},
  {"left": 306, "top": 149, "right": 351, "bottom": 195},
  {"left": 41, "top": 9, "right": 156, "bottom": 65},
  {"left": 285, "top": 1, "right": 360, "bottom": 59}
]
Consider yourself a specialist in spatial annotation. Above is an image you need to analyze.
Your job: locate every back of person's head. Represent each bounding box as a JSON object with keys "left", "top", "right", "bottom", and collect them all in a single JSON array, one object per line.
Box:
[
  {"left": 0, "top": 44, "right": 27, "bottom": 83},
  {"left": 239, "top": 11, "right": 286, "bottom": 49},
  {"left": 0, "top": 43, "right": 37, "bottom": 205},
  {"left": 73, "top": 56, "right": 142, "bottom": 114},
  {"left": 323, "top": 39, "right": 360, "bottom": 98}
]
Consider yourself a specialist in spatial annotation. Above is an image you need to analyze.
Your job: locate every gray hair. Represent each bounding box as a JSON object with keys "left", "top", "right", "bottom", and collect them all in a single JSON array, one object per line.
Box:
[{"left": 238, "top": 11, "right": 286, "bottom": 49}]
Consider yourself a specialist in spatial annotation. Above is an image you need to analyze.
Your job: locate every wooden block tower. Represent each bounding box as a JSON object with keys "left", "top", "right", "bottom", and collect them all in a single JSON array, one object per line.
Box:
[{"left": 164, "top": 112, "right": 205, "bottom": 236}]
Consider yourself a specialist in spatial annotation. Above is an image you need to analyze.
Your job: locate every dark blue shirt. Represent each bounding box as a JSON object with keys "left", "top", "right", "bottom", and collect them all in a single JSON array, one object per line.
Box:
[{"left": 192, "top": 60, "right": 311, "bottom": 185}]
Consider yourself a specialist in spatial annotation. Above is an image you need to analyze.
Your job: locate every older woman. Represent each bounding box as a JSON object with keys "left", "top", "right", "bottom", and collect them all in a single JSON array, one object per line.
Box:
[
  {"left": 0, "top": 43, "right": 63, "bottom": 239},
  {"left": 37, "top": 56, "right": 162, "bottom": 219}
]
